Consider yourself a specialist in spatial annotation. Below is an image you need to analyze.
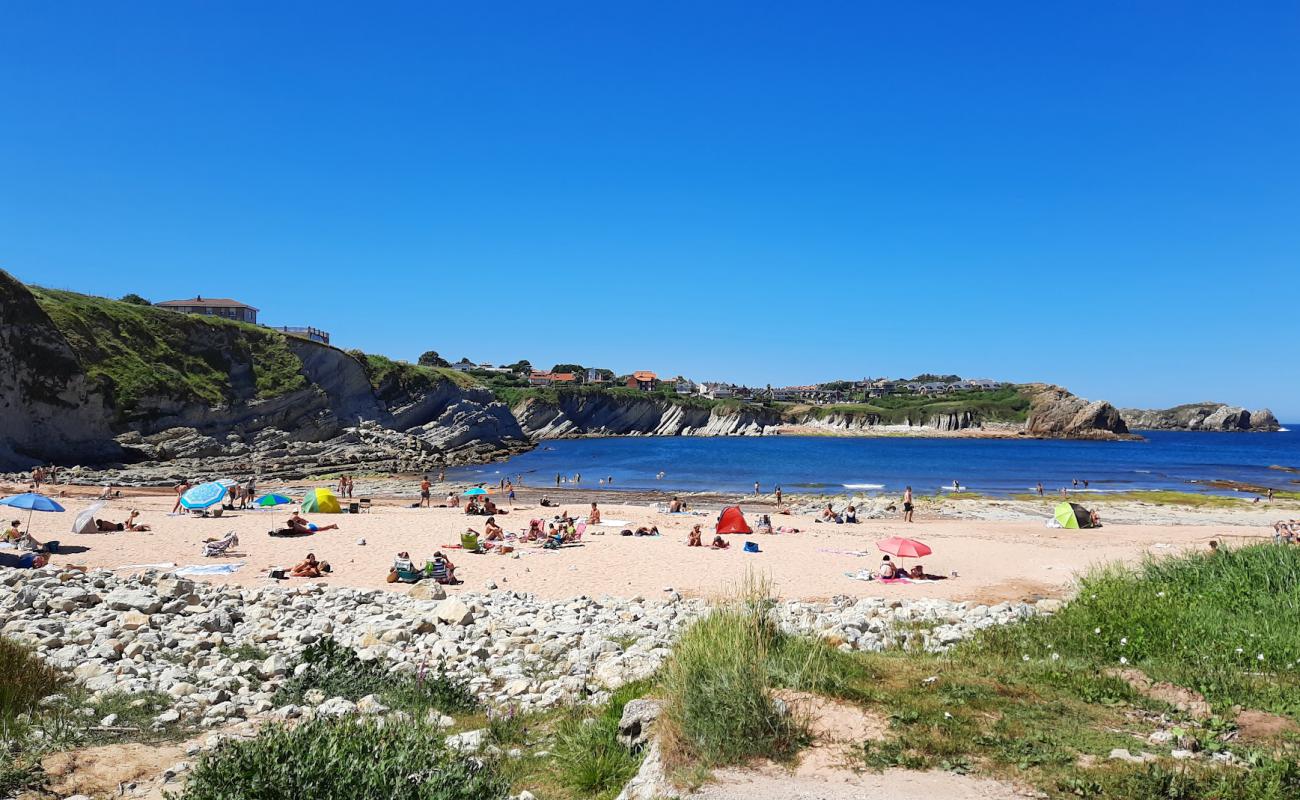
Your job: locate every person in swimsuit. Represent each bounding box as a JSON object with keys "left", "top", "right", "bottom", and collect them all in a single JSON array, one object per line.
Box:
[
  {"left": 687, "top": 524, "right": 703, "bottom": 547},
  {"left": 420, "top": 476, "right": 431, "bottom": 508},
  {"left": 588, "top": 502, "right": 601, "bottom": 525},
  {"left": 902, "top": 487, "right": 914, "bottom": 523}
]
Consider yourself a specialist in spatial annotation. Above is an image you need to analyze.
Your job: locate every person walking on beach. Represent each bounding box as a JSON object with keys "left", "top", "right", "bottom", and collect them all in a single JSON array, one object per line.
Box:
[
  {"left": 507, "top": 481, "right": 516, "bottom": 507},
  {"left": 1268, "top": 487, "right": 1274, "bottom": 502},
  {"left": 574, "top": 473, "right": 581, "bottom": 485},
  {"left": 902, "top": 486, "right": 914, "bottom": 523},
  {"left": 556, "top": 474, "right": 562, "bottom": 487},
  {"left": 419, "top": 476, "right": 431, "bottom": 508},
  {"left": 754, "top": 481, "right": 760, "bottom": 495},
  {"left": 172, "top": 479, "right": 191, "bottom": 514},
  {"left": 1036, "top": 482, "right": 1044, "bottom": 497},
  {"left": 438, "top": 468, "right": 446, "bottom": 482},
  {"left": 775, "top": 486, "right": 783, "bottom": 507}
]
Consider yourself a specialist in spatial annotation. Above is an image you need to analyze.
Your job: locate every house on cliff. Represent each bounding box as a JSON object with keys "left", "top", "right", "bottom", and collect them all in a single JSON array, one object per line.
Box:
[
  {"left": 157, "top": 296, "right": 259, "bottom": 324},
  {"left": 626, "top": 371, "right": 658, "bottom": 391}
]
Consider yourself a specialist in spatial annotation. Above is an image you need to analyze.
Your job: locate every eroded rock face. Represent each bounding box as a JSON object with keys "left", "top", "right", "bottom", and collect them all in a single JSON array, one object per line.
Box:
[
  {"left": 1120, "top": 403, "right": 1281, "bottom": 432},
  {"left": 0, "top": 272, "right": 121, "bottom": 468},
  {"left": 1023, "top": 385, "right": 1130, "bottom": 439}
]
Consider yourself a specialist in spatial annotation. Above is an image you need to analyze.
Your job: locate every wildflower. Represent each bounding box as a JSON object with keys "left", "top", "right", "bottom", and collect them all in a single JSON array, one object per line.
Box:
[
  {"left": 1051, "top": 652, "right": 1061, "bottom": 661},
  {"left": 1120, "top": 637, "right": 1128, "bottom": 645},
  {"left": 1119, "top": 656, "right": 1129, "bottom": 665},
  {"left": 1094, "top": 627, "right": 1101, "bottom": 634},
  {"left": 1257, "top": 654, "right": 1265, "bottom": 661},
  {"left": 1022, "top": 655, "right": 1030, "bottom": 662},
  {"left": 1235, "top": 647, "right": 1244, "bottom": 654},
  {"left": 944, "top": 712, "right": 953, "bottom": 719},
  {"left": 1156, "top": 591, "right": 1165, "bottom": 598}
]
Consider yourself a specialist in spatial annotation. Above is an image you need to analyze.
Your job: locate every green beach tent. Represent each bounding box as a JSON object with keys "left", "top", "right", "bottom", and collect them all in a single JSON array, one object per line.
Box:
[{"left": 1053, "top": 501, "right": 1096, "bottom": 529}]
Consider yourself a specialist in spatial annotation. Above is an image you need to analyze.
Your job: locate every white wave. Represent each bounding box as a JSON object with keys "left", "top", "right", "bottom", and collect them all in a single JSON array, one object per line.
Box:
[
  {"left": 843, "top": 483, "right": 885, "bottom": 489},
  {"left": 1280, "top": 427, "right": 1291, "bottom": 432}
]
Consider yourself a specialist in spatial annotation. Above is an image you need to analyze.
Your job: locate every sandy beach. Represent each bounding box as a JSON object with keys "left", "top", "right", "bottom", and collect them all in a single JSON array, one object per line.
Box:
[{"left": 7, "top": 482, "right": 1278, "bottom": 603}]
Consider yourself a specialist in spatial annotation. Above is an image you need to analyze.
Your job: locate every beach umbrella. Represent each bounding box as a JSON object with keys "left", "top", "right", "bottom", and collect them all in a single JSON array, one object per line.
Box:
[
  {"left": 462, "top": 487, "right": 488, "bottom": 497},
  {"left": 876, "top": 536, "right": 932, "bottom": 559},
  {"left": 73, "top": 501, "right": 106, "bottom": 534},
  {"left": 302, "top": 488, "right": 341, "bottom": 514},
  {"left": 0, "top": 492, "right": 66, "bottom": 532},
  {"left": 180, "top": 481, "right": 228, "bottom": 510},
  {"left": 254, "top": 493, "right": 293, "bottom": 508}
]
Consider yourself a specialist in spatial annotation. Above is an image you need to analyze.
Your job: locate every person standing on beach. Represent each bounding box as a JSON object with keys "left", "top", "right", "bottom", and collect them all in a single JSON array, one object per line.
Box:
[
  {"left": 775, "top": 486, "right": 783, "bottom": 507},
  {"left": 754, "top": 481, "right": 760, "bottom": 495},
  {"left": 575, "top": 473, "right": 581, "bottom": 485},
  {"left": 1072, "top": 478, "right": 1078, "bottom": 489},
  {"left": 1036, "top": 482, "right": 1044, "bottom": 497},
  {"left": 507, "top": 481, "right": 516, "bottom": 507},
  {"left": 903, "top": 486, "right": 914, "bottom": 523},
  {"left": 172, "top": 479, "right": 191, "bottom": 514},
  {"left": 1083, "top": 479, "right": 1089, "bottom": 489},
  {"left": 556, "top": 474, "right": 562, "bottom": 487},
  {"left": 420, "top": 476, "right": 431, "bottom": 508},
  {"left": 438, "top": 468, "right": 446, "bottom": 482}
]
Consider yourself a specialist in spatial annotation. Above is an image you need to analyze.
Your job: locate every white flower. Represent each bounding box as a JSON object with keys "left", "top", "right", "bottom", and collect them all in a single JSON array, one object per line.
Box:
[
  {"left": 1257, "top": 654, "right": 1265, "bottom": 661},
  {"left": 1094, "top": 628, "right": 1102, "bottom": 634},
  {"left": 1120, "top": 637, "right": 1128, "bottom": 645},
  {"left": 1022, "top": 654, "right": 1030, "bottom": 662},
  {"left": 944, "top": 712, "right": 953, "bottom": 719},
  {"left": 1051, "top": 652, "right": 1061, "bottom": 661},
  {"left": 1156, "top": 591, "right": 1165, "bottom": 598},
  {"left": 1236, "top": 647, "right": 1244, "bottom": 654},
  {"left": 1119, "top": 656, "right": 1128, "bottom": 665}
]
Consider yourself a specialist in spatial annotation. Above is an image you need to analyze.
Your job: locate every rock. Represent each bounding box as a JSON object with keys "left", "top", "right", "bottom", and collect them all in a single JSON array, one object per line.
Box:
[
  {"left": 317, "top": 697, "right": 358, "bottom": 717},
  {"left": 1035, "top": 598, "right": 1063, "bottom": 614},
  {"left": 617, "top": 699, "right": 662, "bottom": 752},
  {"left": 434, "top": 597, "right": 474, "bottom": 626},
  {"left": 261, "top": 654, "right": 290, "bottom": 678},
  {"left": 445, "top": 728, "right": 487, "bottom": 754},
  {"left": 615, "top": 740, "right": 679, "bottom": 800},
  {"left": 103, "top": 589, "right": 163, "bottom": 615},
  {"left": 356, "top": 694, "right": 389, "bottom": 715},
  {"left": 119, "top": 609, "right": 151, "bottom": 631},
  {"left": 407, "top": 582, "right": 447, "bottom": 601},
  {"left": 1108, "top": 748, "right": 1155, "bottom": 763}
]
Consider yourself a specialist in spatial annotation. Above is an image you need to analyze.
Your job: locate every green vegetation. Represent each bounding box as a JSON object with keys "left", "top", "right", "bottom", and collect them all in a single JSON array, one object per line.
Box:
[
  {"left": 548, "top": 680, "right": 653, "bottom": 797},
  {"left": 0, "top": 637, "right": 63, "bottom": 722},
  {"left": 176, "top": 717, "right": 511, "bottom": 800},
  {"left": 493, "top": 383, "right": 750, "bottom": 414},
  {"left": 274, "top": 637, "right": 479, "bottom": 715},
  {"left": 1010, "top": 490, "right": 1250, "bottom": 508},
  {"left": 792, "top": 387, "right": 1032, "bottom": 425},
  {"left": 32, "top": 287, "right": 308, "bottom": 421},
  {"left": 976, "top": 544, "right": 1300, "bottom": 717}
]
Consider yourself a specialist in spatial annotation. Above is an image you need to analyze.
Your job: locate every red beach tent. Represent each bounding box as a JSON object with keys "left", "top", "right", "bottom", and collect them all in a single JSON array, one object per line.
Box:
[{"left": 716, "top": 505, "right": 753, "bottom": 534}]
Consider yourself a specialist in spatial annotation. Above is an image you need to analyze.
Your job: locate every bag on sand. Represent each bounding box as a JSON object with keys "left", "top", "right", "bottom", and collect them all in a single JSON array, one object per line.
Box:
[
  {"left": 743, "top": 541, "right": 760, "bottom": 553},
  {"left": 386, "top": 569, "right": 399, "bottom": 583}
]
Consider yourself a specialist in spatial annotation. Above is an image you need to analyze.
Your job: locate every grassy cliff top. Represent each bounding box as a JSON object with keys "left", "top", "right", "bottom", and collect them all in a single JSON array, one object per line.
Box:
[
  {"left": 779, "top": 387, "right": 1032, "bottom": 424},
  {"left": 31, "top": 287, "right": 309, "bottom": 421}
]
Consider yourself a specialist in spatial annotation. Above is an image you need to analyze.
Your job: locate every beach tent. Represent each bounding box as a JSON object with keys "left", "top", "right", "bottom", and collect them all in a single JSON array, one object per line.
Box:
[
  {"left": 72, "top": 501, "right": 106, "bottom": 534},
  {"left": 1053, "top": 502, "right": 1097, "bottom": 529},
  {"left": 716, "top": 505, "right": 753, "bottom": 534},
  {"left": 302, "top": 488, "right": 342, "bottom": 514}
]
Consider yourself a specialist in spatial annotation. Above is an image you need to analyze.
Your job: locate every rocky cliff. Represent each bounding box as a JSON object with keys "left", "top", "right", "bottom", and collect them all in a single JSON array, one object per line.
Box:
[
  {"left": 513, "top": 385, "right": 1130, "bottom": 440},
  {"left": 1119, "top": 403, "right": 1281, "bottom": 432},
  {"left": 0, "top": 274, "right": 530, "bottom": 476},
  {"left": 1022, "top": 384, "right": 1131, "bottom": 439}
]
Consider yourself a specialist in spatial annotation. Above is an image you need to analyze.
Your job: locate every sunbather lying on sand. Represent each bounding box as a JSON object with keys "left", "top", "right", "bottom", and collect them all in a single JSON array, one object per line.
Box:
[
  {"left": 288, "top": 512, "right": 339, "bottom": 534},
  {"left": 634, "top": 525, "right": 659, "bottom": 537},
  {"left": 710, "top": 535, "right": 730, "bottom": 550},
  {"left": 291, "top": 552, "right": 330, "bottom": 578}
]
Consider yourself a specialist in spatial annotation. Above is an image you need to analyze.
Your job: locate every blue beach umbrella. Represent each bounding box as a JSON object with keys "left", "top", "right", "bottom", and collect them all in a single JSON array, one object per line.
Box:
[
  {"left": 0, "top": 492, "right": 66, "bottom": 531},
  {"left": 180, "top": 481, "right": 229, "bottom": 510},
  {"left": 462, "top": 487, "right": 488, "bottom": 497}
]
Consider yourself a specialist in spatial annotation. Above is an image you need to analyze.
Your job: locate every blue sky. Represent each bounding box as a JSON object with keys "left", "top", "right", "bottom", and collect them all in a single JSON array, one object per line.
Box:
[{"left": 3, "top": 2, "right": 1297, "bottom": 417}]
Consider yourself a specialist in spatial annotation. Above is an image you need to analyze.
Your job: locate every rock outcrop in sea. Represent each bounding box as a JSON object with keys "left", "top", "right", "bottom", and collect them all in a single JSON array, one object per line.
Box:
[{"left": 1119, "top": 403, "right": 1281, "bottom": 432}]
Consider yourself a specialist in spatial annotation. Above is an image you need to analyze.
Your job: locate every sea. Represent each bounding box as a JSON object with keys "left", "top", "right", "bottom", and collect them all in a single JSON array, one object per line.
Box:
[{"left": 447, "top": 429, "right": 1300, "bottom": 497}]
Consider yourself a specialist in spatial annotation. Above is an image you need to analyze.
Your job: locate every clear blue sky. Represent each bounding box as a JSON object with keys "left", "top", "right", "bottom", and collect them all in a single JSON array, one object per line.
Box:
[{"left": 3, "top": 2, "right": 1297, "bottom": 417}]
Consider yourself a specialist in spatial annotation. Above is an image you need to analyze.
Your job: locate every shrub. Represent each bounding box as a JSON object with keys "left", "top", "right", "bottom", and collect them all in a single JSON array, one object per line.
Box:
[
  {"left": 176, "top": 718, "right": 510, "bottom": 800},
  {"left": 658, "top": 575, "right": 803, "bottom": 768},
  {"left": 0, "top": 637, "right": 63, "bottom": 721},
  {"left": 550, "top": 680, "right": 651, "bottom": 796},
  {"left": 275, "top": 638, "right": 477, "bottom": 715}
]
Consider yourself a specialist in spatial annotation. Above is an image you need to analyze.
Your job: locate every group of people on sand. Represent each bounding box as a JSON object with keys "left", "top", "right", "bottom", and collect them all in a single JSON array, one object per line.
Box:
[
  {"left": 817, "top": 503, "right": 858, "bottom": 524},
  {"left": 94, "top": 510, "right": 150, "bottom": 532},
  {"left": 389, "top": 550, "right": 459, "bottom": 584},
  {"left": 685, "top": 524, "right": 730, "bottom": 549},
  {"left": 465, "top": 496, "right": 502, "bottom": 516},
  {"left": 878, "top": 554, "right": 941, "bottom": 581},
  {"left": 335, "top": 474, "right": 355, "bottom": 498},
  {"left": 1273, "top": 520, "right": 1299, "bottom": 545},
  {"left": 30, "top": 465, "right": 59, "bottom": 489}
]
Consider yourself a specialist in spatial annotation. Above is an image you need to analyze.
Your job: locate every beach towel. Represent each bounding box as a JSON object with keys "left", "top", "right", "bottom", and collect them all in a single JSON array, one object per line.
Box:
[
  {"left": 820, "top": 548, "right": 871, "bottom": 557},
  {"left": 597, "top": 519, "right": 631, "bottom": 527},
  {"left": 112, "top": 562, "right": 177, "bottom": 571},
  {"left": 175, "top": 563, "right": 245, "bottom": 576}
]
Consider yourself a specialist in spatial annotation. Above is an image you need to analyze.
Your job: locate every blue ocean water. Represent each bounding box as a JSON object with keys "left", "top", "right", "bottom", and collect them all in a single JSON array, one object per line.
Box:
[{"left": 448, "top": 429, "right": 1300, "bottom": 497}]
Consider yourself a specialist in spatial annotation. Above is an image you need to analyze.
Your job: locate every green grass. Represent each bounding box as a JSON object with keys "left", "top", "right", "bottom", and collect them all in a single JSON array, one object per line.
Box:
[
  {"left": 0, "top": 637, "right": 64, "bottom": 722},
  {"left": 274, "top": 637, "right": 479, "bottom": 716},
  {"left": 175, "top": 717, "right": 511, "bottom": 800},
  {"left": 972, "top": 544, "right": 1300, "bottom": 718},
  {"left": 548, "top": 681, "right": 653, "bottom": 798},
  {"left": 781, "top": 387, "right": 1032, "bottom": 425},
  {"left": 1009, "top": 489, "right": 1252, "bottom": 508},
  {"left": 31, "top": 286, "right": 308, "bottom": 421},
  {"left": 495, "top": 383, "right": 751, "bottom": 415}
]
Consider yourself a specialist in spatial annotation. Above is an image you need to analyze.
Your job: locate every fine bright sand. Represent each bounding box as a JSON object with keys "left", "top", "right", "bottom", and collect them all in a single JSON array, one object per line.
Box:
[{"left": 13, "top": 485, "right": 1259, "bottom": 603}]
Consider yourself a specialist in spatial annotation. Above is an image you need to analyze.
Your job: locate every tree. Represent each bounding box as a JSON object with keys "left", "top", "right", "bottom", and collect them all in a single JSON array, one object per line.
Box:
[
  {"left": 121, "top": 293, "right": 151, "bottom": 306},
  {"left": 505, "top": 360, "right": 533, "bottom": 374},
  {"left": 418, "top": 350, "right": 450, "bottom": 368},
  {"left": 551, "top": 363, "right": 584, "bottom": 375}
]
